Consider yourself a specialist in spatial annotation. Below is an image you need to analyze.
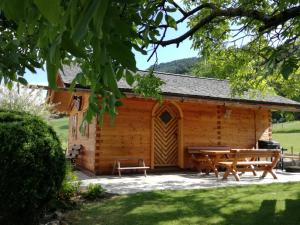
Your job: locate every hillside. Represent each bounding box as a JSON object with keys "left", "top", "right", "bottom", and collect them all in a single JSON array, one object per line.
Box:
[
  {"left": 273, "top": 121, "right": 300, "bottom": 153},
  {"left": 148, "top": 57, "right": 198, "bottom": 74}
]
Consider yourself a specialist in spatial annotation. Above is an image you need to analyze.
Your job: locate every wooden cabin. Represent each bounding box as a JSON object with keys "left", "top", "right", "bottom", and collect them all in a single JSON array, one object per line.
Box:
[{"left": 49, "top": 65, "right": 300, "bottom": 174}]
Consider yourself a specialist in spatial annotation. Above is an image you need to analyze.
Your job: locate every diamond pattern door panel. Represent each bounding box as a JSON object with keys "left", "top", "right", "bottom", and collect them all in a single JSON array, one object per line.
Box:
[{"left": 154, "top": 105, "right": 178, "bottom": 166}]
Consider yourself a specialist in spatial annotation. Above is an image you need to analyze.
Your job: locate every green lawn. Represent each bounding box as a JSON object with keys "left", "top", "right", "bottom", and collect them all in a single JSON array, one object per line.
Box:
[
  {"left": 273, "top": 121, "right": 300, "bottom": 134},
  {"left": 48, "top": 117, "right": 69, "bottom": 149},
  {"left": 272, "top": 121, "right": 300, "bottom": 153},
  {"left": 63, "top": 182, "right": 300, "bottom": 225}
]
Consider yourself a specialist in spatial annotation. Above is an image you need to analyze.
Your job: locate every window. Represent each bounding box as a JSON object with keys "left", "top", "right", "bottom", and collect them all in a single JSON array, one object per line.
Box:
[{"left": 160, "top": 110, "right": 172, "bottom": 124}]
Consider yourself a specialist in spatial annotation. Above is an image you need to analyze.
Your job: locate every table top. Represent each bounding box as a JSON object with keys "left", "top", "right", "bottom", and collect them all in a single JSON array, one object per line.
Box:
[{"left": 188, "top": 149, "right": 230, "bottom": 154}]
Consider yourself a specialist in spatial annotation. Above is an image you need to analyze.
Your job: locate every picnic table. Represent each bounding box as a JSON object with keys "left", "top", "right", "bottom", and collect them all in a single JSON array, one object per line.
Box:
[
  {"left": 188, "top": 147, "right": 281, "bottom": 181},
  {"left": 217, "top": 149, "right": 281, "bottom": 181},
  {"left": 187, "top": 146, "right": 231, "bottom": 177},
  {"left": 112, "top": 158, "right": 149, "bottom": 177}
]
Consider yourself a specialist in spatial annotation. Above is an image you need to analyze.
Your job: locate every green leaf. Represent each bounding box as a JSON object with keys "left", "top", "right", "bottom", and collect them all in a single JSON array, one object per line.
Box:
[
  {"left": 2, "top": 0, "right": 26, "bottom": 21},
  {"left": 69, "top": 72, "right": 84, "bottom": 91},
  {"left": 115, "top": 100, "right": 123, "bottom": 107},
  {"left": 125, "top": 70, "right": 135, "bottom": 86},
  {"left": 281, "top": 57, "right": 298, "bottom": 79},
  {"left": 132, "top": 44, "right": 147, "bottom": 55},
  {"left": 61, "top": 32, "right": 86, "bottom": 58},
  {"left": 46, "top": 61, "right": 58, "bottom": 89},
  {"left": 165, "top": 6, "right": 177, "bottom": 13},
  {"left": 33, "top": 0, "right": 61, "bottom": 24},
  {"left": 165, "top": 15, "right": 177, "bottom": 29},
  {"left": 155, "top": 11, "right": 163, "bottom": 26},
  {"left": 72, "top": 0, "right": 102, "bottom": 43},
  {"left": 116, "top": 68, "right": 124, "bottom": 81},
  {"left": 109, "top": 42, "right": 136, "bottom": 71},
  {"left": 93, "top": 0, "right": 109, "bottom": 39},
  {"left": 17, "top": 77, "right": 28, "bottom": 85},
  {"left": 7, "top": 81, "right": 13, "bottom": 90}
]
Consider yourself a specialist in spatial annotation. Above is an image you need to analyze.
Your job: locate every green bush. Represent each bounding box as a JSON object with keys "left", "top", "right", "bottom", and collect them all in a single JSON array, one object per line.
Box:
[
  {"left": 0, "top": 111, "right": 66, "bottom": 225},
  {"left": 82, "top": 184, "right": 105, "bottom": 200},
  {"left": 58, "top": 162, "right": 80, "bottom": 201}
]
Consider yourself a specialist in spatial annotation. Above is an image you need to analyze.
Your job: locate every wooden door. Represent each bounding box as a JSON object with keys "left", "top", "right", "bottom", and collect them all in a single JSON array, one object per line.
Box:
[{"left": 154, "top": 104, "right": 179, "bottom": 166}]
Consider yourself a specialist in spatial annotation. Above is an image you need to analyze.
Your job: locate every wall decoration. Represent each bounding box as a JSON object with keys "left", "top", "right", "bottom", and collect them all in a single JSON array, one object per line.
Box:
[
  {"left": 73, "top": 96, "right": 82, "bottom": 111},
  {"left": 71, "top": 114, "right": 78, "bottom": 139},
  {"left": 81, "top": 111, "right": 89, "bottom": 138}
]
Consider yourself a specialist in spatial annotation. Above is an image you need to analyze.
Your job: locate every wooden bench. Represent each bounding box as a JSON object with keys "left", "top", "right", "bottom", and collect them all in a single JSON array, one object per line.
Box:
[
  {"left": 187, "top": 146, "right": 231, "bottom": 177},
  {"left": 66, "top": 144, "right": 82, "bottom": 165},
  {"left": 217, "top": 149, "right": 281, "bottom": 181},
  {"left": 112, "top": 158, "right": 149, "bottom": 177}
]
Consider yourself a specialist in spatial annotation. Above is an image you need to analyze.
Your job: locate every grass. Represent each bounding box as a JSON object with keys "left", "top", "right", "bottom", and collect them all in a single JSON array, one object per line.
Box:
[
  {"left": 272, "top": 121, "right": 300, "bottom": 153},
  {"left": 48, "top": 117, "right": 69, "bottom": 149},
  {"left": 273, "top": 121, "right": 300, "bottom": 134},
  {"left": 63, "top": 182, "right": 300, "bottom": 225}
]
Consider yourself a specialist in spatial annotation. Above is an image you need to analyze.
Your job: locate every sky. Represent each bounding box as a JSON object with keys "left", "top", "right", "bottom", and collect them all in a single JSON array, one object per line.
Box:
[{"left": 24, "top": 10, "right": 198, "bottom": 85}]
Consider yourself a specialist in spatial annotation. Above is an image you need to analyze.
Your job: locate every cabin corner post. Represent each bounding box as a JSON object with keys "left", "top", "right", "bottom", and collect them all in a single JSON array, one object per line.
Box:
[
  {"left": 253, "top": 109, "right": 258, "bottom": 148},
  {"left": 268, "top": 110, "right": 272, "bottom": 141},
  {"left": 150, "top": 114, "right": 155, "bottom": 169},
  {"left": 94, "top": 115, "right": 101, "bottom": 174}
]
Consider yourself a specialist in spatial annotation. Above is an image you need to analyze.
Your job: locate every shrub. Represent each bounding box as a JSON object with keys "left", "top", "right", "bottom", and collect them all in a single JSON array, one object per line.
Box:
[
  {"left": 0, "top": 111, "right": 66, "bottom": 225},
  {"left": 0, "top": 85, "right": 54, "bottom": 119},
  {"left": 82, "top": 184, "right": 105, "bottom": 200},
  {"left": 58, "top": 162, "right": 80, "bottom": 201}
]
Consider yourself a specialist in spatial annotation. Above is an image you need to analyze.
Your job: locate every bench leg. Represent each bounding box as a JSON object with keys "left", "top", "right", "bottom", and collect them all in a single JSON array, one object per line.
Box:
[
  {"left": 250, "top": 165, "right": 257, "bottom": 176},
  {"left": 232, "top": 169, "right": 240, "bottom": 181},
  {"left": 261, "top": 167, "right": 277, "bottom": 179},
  {"left": 117, "top": 161, "right": 121, "bottom": 177},
  {"left": 213, "top": 167, "right": 218, "bottom": 178},
  {"left": 269, "top": 169, "right": 278, "bottom": 179},
  {"left": 222, "top": 168, "right": 230, "bottom": 180},
  {"left": 144, "top": 169, "right": 147, "bottom": 177}
]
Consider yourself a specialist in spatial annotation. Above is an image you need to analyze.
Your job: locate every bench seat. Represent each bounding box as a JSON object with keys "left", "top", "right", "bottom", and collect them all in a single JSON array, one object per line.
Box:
[
  {"left": 112, "top": 158, "right": 149, "bottom": 177},
  {"left": 218, "top": 161, "right": 272, "bottom": 166},
  {"left": 118, "top": 166, "right": 150, "bottom": 170}
]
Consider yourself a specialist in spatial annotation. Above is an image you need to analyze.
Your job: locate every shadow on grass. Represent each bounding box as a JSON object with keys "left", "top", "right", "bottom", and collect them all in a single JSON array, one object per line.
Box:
[
  {"left": 64, "top": 183, "right": 300, "bottom": 225},
  {"left": 273, "top": 129, "right": 300, "bottom": 134},
  {"left": 59, "top": 124, "right": 69, "bottom": 130}
]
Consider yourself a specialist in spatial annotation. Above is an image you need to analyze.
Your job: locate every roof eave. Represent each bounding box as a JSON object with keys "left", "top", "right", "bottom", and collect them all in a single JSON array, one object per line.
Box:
[{"left": 62, "top": 83, "right": 300, "bottom": 111}]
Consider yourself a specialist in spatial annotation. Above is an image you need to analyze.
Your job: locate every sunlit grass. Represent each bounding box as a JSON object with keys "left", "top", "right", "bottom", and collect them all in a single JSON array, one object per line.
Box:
[
  {"left": 63, "top": 182, "right": 300, "bottom": 225},
  {"left": 272, "top": 121, "right": 300, "bottom": 153},
  {"left": 273, "top": 121, "right": 300, "bottom": 134},
  {"left": 48, "top": 117, "right": 69, "bottom": 149}
]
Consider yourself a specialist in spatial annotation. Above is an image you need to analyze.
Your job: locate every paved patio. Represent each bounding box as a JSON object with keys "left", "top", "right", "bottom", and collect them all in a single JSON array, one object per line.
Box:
[{"left": 76, "top": 170, "right": 300, "bottom": 194}]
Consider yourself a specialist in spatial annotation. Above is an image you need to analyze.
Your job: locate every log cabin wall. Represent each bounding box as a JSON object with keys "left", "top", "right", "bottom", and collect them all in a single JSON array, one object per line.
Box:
[
  {"left": 93, "top": 98, "right": 271, "bottom": 173},
  {"left": 94, "top": 98, "right": 156, "bottom": 174},
  {"left": 173, "top": 101, "right": 270, "bottom": 169},
  {"left": 68, "top": 93, "right": 97, "bottom": 173}
]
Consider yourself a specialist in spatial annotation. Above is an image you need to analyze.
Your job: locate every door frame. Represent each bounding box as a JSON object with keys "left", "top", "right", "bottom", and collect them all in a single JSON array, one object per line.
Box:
[{"left": 150, "top": 101, "right": 184, "bottom": 169}]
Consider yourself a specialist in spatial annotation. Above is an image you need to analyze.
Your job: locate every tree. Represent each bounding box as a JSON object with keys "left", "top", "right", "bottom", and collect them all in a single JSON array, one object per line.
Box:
[
  {"left": 0, "top": 0, "right": 299, "bottom": 122},
  {"left": 0, "top": 85, "right": 54, "bottom": 119},
  {"left": 191, "top": 40, "right": 300, "bottom": 100},
  {"left": 148, "top": 57, "right": 198, "bottom": 74}
]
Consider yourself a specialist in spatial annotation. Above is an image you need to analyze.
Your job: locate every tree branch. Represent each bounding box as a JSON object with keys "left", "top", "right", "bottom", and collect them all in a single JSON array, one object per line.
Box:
[{"left": 153, "top": 5, "right": 300, "bottom": 47}]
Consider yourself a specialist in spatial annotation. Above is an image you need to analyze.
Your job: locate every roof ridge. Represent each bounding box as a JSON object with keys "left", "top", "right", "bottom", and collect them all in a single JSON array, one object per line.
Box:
[{"left": 137, "top": 69, "right": 228, "bottom": 82}]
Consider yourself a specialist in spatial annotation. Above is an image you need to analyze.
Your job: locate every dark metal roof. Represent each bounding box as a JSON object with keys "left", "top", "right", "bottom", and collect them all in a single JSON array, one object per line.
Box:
[{"left": 59, "top": 64, "right": 300, "bottom": 108}]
